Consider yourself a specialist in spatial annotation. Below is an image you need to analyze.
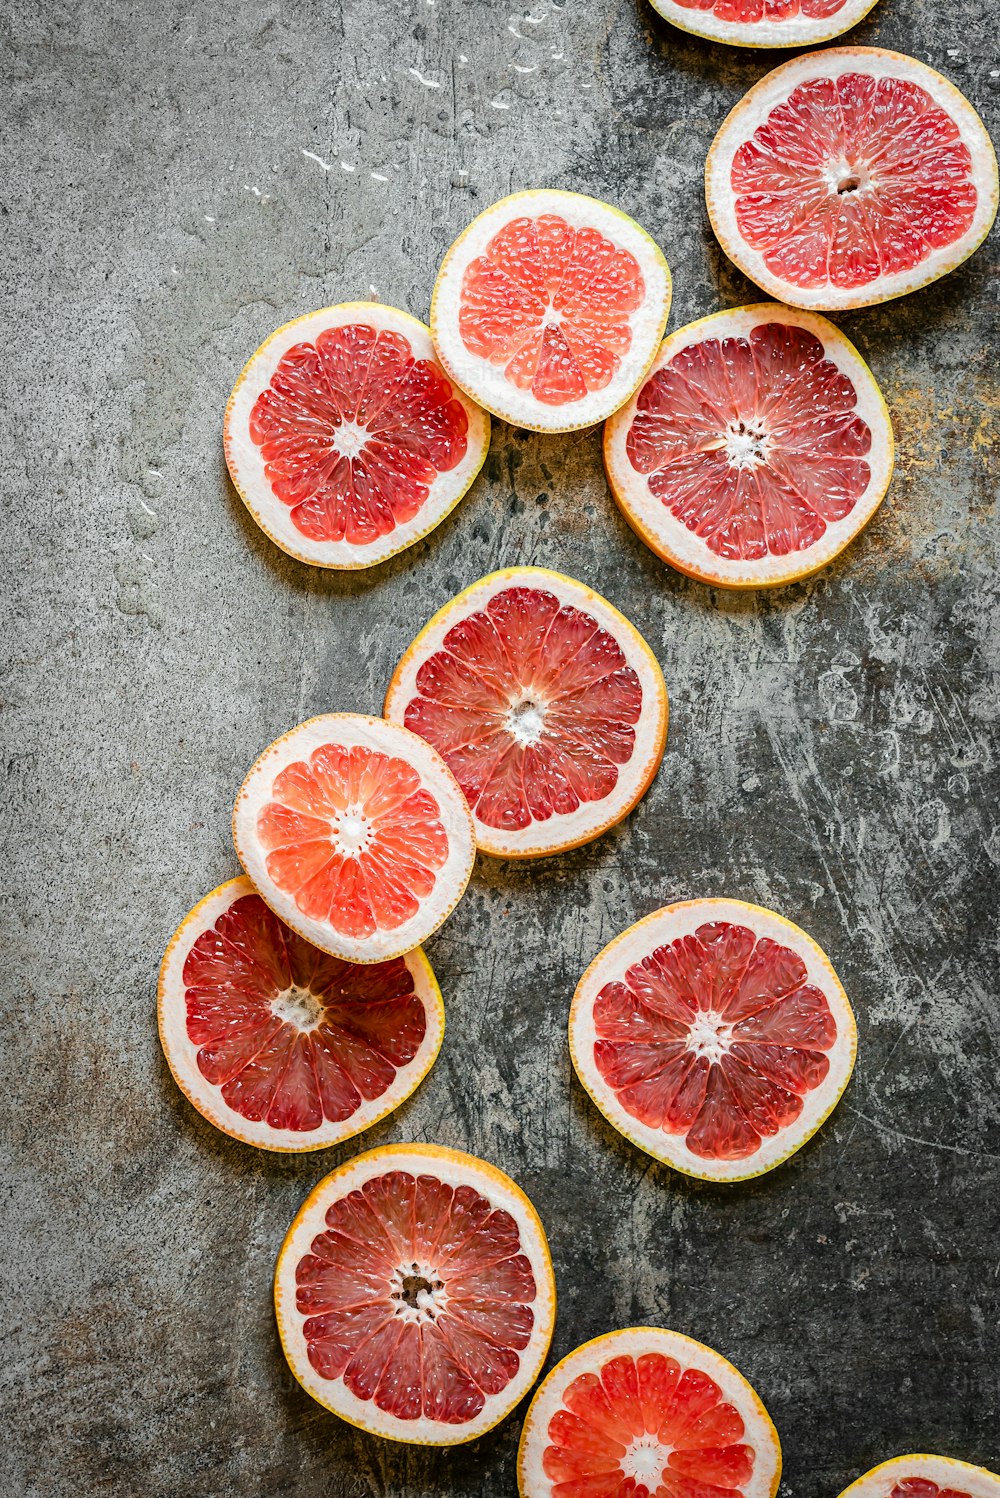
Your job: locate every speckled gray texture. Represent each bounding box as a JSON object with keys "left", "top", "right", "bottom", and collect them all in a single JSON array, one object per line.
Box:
[{"left": 3, "top": 1, "right": 999, "bottom": 1494}]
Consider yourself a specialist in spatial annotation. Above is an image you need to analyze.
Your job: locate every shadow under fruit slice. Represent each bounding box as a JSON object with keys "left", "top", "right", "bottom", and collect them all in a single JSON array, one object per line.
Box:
[
  {"left": 158, "top": 877, "right": 443, "bottom": 1151},
  {"left": 569, "top": 898, "right": 856, "bottom": 1182},
  {"left": 274, "top": 1142, "right": 556, "bottom": 1444},
  {"left": 838, "top": 1456, "right": 1000, "bottom": 1498}
]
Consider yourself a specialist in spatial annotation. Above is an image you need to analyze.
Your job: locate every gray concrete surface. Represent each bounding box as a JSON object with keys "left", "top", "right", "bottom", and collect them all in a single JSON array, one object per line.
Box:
[{"left": 3, "top": 1, "right": 999, "bottom": 1494}]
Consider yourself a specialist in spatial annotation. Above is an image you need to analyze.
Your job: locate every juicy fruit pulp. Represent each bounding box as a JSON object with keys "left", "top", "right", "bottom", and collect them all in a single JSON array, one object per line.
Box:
[
  {"left": 890, "top": 1484, "right": 972, "bottom": 1498},
  {"left": 675, "top": 0, "right": 847, "bottom": 20}
]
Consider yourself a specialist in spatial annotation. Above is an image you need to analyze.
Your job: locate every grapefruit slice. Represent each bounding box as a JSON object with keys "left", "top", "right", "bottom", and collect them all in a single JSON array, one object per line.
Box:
[
  {"left": 518, "top": 1326, "right": 781, "bottom": 1498},
  {"left": 569, "top": 899, "right": 856, "bottom": 1181},
  {"left": 274, "top": 1142, "right": 556, "bottom": 1444},
  {"left": 383, "top": 567, "right": 668, "bottom": 858},
  {"left": 431, "top": 190, "right": 672, "bottom": 432},
  {"left": 706, "top": 49, "right": 999, "bottom": 311},
  {"left": 158, "top": 878, "right": 443, "bottom": 1150},
  {"left": 232, "top": 714, "right": 476, "bottom": 964},
  {"left": 604, "top": 305, "right": 893, "bottom": 588},
  {"left": 839, "top": 1457, "right": 1000, "bottom": 1498},
  {"left": 224, "top": 302, "right": 490, "bottom": 568},
  {"left": 647, "top": 0, "right": 879, "bottom": 48}
]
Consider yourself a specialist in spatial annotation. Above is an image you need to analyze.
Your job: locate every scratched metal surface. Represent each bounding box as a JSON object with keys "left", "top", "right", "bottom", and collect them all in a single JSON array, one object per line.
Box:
[{"left": 3, "top": 0, "right": 999, "bottom": 1494}]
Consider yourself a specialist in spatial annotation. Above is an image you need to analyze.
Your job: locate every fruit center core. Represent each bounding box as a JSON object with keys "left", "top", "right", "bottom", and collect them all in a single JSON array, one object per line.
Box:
[
  {"left": 506, "top": 695, "right": 546, "bottom": 745},
  {"left": 390, "top": 1262, "right": 446, "bottom": 1323},
  {"left": 823, "top": 158, "right": 870, "bottom": 197},
  {"left": 621, "top": 1438, "right": 669, "bottom": 1485},
  {"left": 686, "top": 1009, "right": 734, "bottom": 1063},
  {"left": 332, "top": 806, "right": 373, "bottom": 856},
  {"left": 333, "top": 419, "right": 368, "bottom": 459},
  {"left": 271, "top": 984, "right": 323, "bottom": 1031},
  {"left": 724, "top": 418, "right": 769, "bottom": 469}
]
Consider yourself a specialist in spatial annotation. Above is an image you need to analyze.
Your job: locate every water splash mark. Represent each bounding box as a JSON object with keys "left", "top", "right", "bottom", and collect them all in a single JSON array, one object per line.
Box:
[
  {"left": 116, "top": 472, "right": 163, "bottom": 626},
  {"left": 408, "top": 67, "right": 442, "bottom": 88}
]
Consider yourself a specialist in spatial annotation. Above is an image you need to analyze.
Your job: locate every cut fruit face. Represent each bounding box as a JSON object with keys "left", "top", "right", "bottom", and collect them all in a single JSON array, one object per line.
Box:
[
  {"left": 706, "top": 49, "right": 999, "bottom": 311},
  {"left": 604, "top": 305, "right": 894, "bottom": 588},
  {"left": 233, "top": 715, "right": 476, "bottom": 963},
  {"left": 648, "top": 0, "right": 879, "bottom": 49},
  {"left": 569, "top": 899, "right": 856, "bottom": 1181},
  {"left": 383, "top": 568, "right": 668, "bottom": 858},
  {"left": 158, "top": 878, "right": 443, "bottom": 1151},
  {"left": 838, "top": 1456, "right": 1000, "bottom": 1498},
  {"left": 224, "top": 302, "right": 490, "bottom": 568},
  {"left": 431, "top": 191, "right": 672, "bottom": 431},
  {"left": 518, "top": 1326, "right": 781, "bottom": 1498},
  {"left": 274, "top": 1142, "right": 556, "bottom": 1444}
]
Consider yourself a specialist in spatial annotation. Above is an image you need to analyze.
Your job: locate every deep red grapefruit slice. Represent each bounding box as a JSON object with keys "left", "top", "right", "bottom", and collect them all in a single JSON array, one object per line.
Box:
[
  {"left": 274, "top": 1142, "right": 556, "bottom": 1444},
  {"left": 232, "top": 714, "right": 476, "bottom": 963},
  {"left": 648, "top": 0, "right": 878, "bottom": 48},
  {"left": 383, "top": 567, "right": 668, "bottom": 858},
  {"left": 569, "top": 898, "right": 856, "bottom": 1181},
  {"left": 518, "top": 1326, "right": 781, "bottom": 1498},
  {"left": 431, "top": 191, "right": 671, "bottom": 432},
  {"left": 839, "top": 1457, "right": 1000, "bottom": 1498},
  {"left": 224, "top": 303, "right": 490, "bottom": 567},
  {"left": 604, "top": 305, "right": 893, "bottom": 588},
  {"left": 706, "top": 49, "right": 998, "bottom": 311},
  {"left": 158, "top": 877, "right": 443, "bottom": 1150}
]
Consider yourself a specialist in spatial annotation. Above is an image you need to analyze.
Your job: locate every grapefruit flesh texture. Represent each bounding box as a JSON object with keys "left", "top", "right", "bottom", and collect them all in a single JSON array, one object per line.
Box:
[
  {"left": 676, "top": 0, "right": 846, "bottom": 19},
  {"left": 890, "top": 1485, "right": 972, "bottom": 1498}
]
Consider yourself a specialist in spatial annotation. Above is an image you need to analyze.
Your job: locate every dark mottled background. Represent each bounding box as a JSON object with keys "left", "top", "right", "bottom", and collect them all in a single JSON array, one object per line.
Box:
[{"left": 3, "top": 0, "right": 998, "bottom": 1493}]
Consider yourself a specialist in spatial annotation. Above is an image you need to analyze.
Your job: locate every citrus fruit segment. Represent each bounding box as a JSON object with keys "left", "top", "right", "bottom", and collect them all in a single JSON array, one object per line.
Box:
[
  {"left": 569, "top": 899, "right": 856, "bottom": 1181},
  {"left": 604, "top": 305, "right": 893, "bottom": 588},
  {"left": 383, "top": 568, "right": 668, "bottom": 858},
  {"left": 517, "top": 1326, "right": 781, "bottom": 1498},
  {"left": 648, "top": 0, "right": 878, "bottom": 49},
  {"left": 838, "top": 1456, "right": 1000, "bottom": 1498},
  {"left": 431, "top": 191, "right": 672, "bottom": 432},
  {"left": 224, "top": 302, "right": 490, "bottom": 568},
  {"left": 232, "top": 715, "right": 476, "bottom": 964},
  {"left": 274, "top": 1142, "right": 556, "bottom": 1444},
  {"left": 706, "top": 49, "right": 999, "bottom": 311},
  {"left": 157, "top": 878, "right": 443, "bottom": 1151}
]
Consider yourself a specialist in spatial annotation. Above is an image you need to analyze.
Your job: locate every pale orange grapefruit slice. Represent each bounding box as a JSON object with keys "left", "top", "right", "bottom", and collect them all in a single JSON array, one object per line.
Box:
[
  {"left": 274, "top": 1142, "right": 556, "bottom": 1444},
  {"left": 518, "top": 1326, "right": 781, "bottom": 1498},
  {"left": 604, "top": 305, "right": 893, "bottom": 588},
  {"left": 648, "top": 0, "right": 879, "bottom": 48},
  {"left": 158, "top": 878, "right": 443, "bottom": 1150},
  {"left": 706, "top": 49, "right": 999, "bottom": 311},
  {"left": 383, "top": 568, "right": 668, "bottom": 858},
  {"left": 224, "top": 303, "right": 490, "bottom": 568},
  {"left": 431, "top": 191, "right": 672, "bottom": 432},
  {"left": 569, "top": 899, "right": 856, "bottom": 1181},
  {"left": 232, "top": 714, "right": 476, "bottom": 964},
  {"left": 839, "top": 1458, "right": 1000, "bottom": 1498}
]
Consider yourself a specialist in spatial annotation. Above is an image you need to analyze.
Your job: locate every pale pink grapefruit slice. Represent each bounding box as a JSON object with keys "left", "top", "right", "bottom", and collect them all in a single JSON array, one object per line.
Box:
[
  {"left": 518, "top": 1326, "right": 781, "bottom": 1498},
  {"left": 383, "top": 567, "right": 668, "bottom": 858},
  {"left": 158, "top": 877, "right": 443, "bottom": 1150},
  {"left": 233, "top": 714, "right": 476, "bottom": 964},
  {"left": 569, "top": 898, "right": 856, "bottom": 1181},
  {"left": 648, "top": 0, "right": 879, "bottom": 48},
  {"left": 838, "top": 1456, "right": 1000, "bottom": 1498},
  {"left": 224, "top": 303, "right": 490, "bottom": 568},
  {"left": 604, "top": 305, "right": 893, "bottom": 588},
  {"left": 706, "top": 49, "right": 998, "bottom": 311},
  {"left": 274, "top": 1142, "right": 556, "bottom": 1444},
  {"left": 431, "top": 191, "right": 672, "bottom": 432}
]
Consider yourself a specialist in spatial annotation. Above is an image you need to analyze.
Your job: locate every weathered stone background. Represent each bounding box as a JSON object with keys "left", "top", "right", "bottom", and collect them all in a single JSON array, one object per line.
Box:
[{"left": 3, "top": 0, "right": 998, "bottom": 1493}]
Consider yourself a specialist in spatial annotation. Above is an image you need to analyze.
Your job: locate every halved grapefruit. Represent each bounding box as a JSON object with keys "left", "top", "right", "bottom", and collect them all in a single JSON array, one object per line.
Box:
[
  {"left": 383, "top": 568, "right": 668, "bottom": 858},
  {"left": 224, "top": 302, "right": 490, "bottom": 568},
  {"left": 518, "top": 1326, "right": 781, "bottom": 1498},
  {"left": 604, "top": 305, "right": 893, "bottom": 588},
  {"left": 838, "top": 1456, "right": 1000, "bottom": 1498},
  {"left": 158, "top": 878, "right": 443, "bottom": 1150},
  {"left": 232, "top": 714, "right": 476, "bottom": 964},
  {"left": 647, "top": 0, "right": 879, "bottom": 48},
  {"left": 274, "top": 1142, "right": 556, "bottom": 1444},
  {"left": 569, "top": 899, "right": 856, "bottom": 1181},
  {"left": 431, "top": 191, "right": 672, "bottom": 432},
  {"left": 706, "top": 49, "right": 999, "bottom": 311}
]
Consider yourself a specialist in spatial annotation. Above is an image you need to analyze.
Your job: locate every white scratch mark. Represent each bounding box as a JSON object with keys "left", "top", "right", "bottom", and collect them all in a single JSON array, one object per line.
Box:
[
  {"left": 523, "top": 11, "right": 545, "bottom": 22},
  {"left": 512, "top": 62, "right": 538, "bottom": 73},
  {"left": 340, "top": 160, "right": 356, "bottom": 172},
  {"left": 370, "top": 171, "right": 389, "bottom": 182},
  {"left": 458, "top": 53, "right": 468, "bottom": 63},
  {"left": 203, "top": 215, "right": 215, "bottom": 223},
  {"left": 301, "top": 149, "right": 334, "bottom": 172},
  {"left": 408, "top": 67, "right": 442, "bottom": 88},
  {"left": 551, "top": 49, "right": 564, "bottom": 58},
  {"left": 842, "top": 1107, "right": 1000, "bottom": 1161},
  {"left": 490, "top": 96, "right": 511, "bottom": 110},
  {"left": 507, "top": 22, "right": 527, "bottom": 38}
]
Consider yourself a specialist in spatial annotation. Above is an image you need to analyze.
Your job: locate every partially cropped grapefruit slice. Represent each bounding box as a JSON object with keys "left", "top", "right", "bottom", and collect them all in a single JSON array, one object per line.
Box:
[
  {"left": 158, "top": 878, "right": 443, "bottom": 1150},
  {"left": 839, "top": 1457, "right": 1000, "bottom": 1498},
  {"left": 604, "top": 305, "right": 893, "bottom": 588},
  {"left": 224, "top": 303, "right": 490, "bottom": 568},
  {"left": 570, "top": 899, "right": 856, "bottom": 1181},
  {"left": 706, "top": 49, "right": 999, "bottom": 311},
  {"left": 648, "top": 0, "right": 878, "bottom": 48},
  {"left": 275, "top": 1142, "right": 556, "bottom": 1444},
  {"left": 233, "top": 714, "right": 475, "bottom": 963},
  {"left": 384, "top": 568, "right": 668, "bottom": 858},
  {"left": 518, "top": 1326, "right": 781, "bottom": 1498},
  {"left": 431, "top": 191, "right": 672, "bottom": 432}
]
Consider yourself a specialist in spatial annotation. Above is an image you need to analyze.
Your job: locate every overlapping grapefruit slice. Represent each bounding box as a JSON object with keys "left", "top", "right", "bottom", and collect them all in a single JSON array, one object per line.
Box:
[
  {"left": 570, "top": 899, "right": 856, "bottom": 1181},
  {"left": 384, "top": 568, "right": 668, "bottom": 857},
  {"left": 518, "top": 1326, "right": 781, "bottom": 1498},
  {"left": 233, "top": 714, "right": 476, "bottom": 963},
  {"left": 224, "top": 303, "right": 490, "bottom": 567},
  {"left": 706, "top": 49, "right": 999, "bottom": 311},
  {"left": 648, "top": 0, "right": 878, "bottom": 49},
  {"left": 158, "top": 878, "right": 443, "bottom": 1150},
  {"left": 431, "top": 191, "right": 672, "bottom": 431},
  {"left": 274, "top": 1143, "right": 556, "bottom": 1444},
  {"left": 838, "top": 1456, "right": 1000, "bottom": 1498},
  {"left": 604, "top": 305, "right": 893, "bottom": 588}
]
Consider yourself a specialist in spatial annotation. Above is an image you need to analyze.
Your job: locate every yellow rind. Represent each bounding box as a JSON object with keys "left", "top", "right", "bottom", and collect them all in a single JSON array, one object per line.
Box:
[
  {"left": 838, "top": 1456, "right": 1000, "bottom": 1498},
  {"left": 646, "top": 0, "right": 881, "bottom": 50},
  {"left": 383, "top": 566, "right": 669, "bottom": 858},
  {"left": 568, "top": 898, "right": 858, "bottom": 1182}
]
